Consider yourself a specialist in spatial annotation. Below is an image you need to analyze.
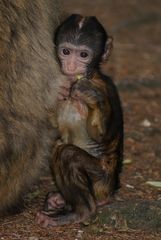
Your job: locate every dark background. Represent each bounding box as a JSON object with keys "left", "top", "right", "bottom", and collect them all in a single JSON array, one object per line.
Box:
[{"left": 0, "top": 1, "right": 161, "bottom": 239}]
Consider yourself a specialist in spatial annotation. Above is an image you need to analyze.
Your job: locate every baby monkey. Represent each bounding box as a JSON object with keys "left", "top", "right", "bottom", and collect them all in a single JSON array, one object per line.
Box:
[{"left": 37, "top": 14, "right": 123, "bottom": 227}]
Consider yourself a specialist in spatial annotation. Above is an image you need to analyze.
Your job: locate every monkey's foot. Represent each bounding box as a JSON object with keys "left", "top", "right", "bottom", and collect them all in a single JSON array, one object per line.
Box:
[
  {"left": 36, "top": 211, "right": 58, "bottom": 227},
  {"left": 36, "top": 210, "right": 79, "bottom": 227}
]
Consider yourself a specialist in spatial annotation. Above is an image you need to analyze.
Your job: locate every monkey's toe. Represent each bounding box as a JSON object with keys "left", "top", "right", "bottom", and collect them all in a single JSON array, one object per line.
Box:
[{"left": 36, "top": 211, "right": 51, "bottom": 228}]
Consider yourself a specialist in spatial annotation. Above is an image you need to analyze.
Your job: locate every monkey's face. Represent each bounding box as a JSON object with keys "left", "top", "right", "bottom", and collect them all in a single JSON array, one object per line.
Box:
[{"left": 57, "top": 42, "right": 93, "bottom": 77}]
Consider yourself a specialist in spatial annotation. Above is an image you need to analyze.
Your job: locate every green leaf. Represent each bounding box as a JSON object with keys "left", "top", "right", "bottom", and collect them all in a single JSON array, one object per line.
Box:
[{"left": 146, "top": 181, "right": 161, "bottom": 188}]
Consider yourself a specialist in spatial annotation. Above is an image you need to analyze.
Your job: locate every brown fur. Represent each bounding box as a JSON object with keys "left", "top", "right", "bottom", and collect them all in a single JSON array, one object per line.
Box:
[
  {"left": 36, "top": 14, "right": 123, "bottom": 226},
  {"left": 37, "top": 73, "right": 123, "bottom": 226},
  {"left": 0, "top": 0, "right": 65, "bottom": 216},
  {"left": 54, "top": 73, "right": 123, "bottom": 201}
]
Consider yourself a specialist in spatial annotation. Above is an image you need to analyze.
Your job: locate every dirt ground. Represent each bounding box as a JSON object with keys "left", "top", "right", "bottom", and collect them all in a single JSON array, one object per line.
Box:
[{"left": 0, "top": 0, "right": 161, "bottom": 239}]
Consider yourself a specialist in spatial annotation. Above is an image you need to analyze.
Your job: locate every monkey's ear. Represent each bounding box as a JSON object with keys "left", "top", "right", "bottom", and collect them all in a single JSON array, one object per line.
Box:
[{"left": 102, "top": 37, "right": 113, "bottom": 62}]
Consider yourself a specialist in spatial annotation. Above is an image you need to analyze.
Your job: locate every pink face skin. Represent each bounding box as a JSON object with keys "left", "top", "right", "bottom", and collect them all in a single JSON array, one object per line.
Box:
[
  {"left": 57, "top": 42, "right": 93, "bottom": 78},
  {"left": 57, "top": 42, "right": 93, "bottom": 100}
]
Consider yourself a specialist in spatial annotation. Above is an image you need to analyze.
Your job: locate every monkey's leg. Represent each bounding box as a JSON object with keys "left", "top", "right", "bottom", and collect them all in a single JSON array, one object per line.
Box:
[
  {"left": 37, "top": 144, "right": 106, "bottom": 227},
  {"left": 100, "top": 133, "right": 123, "bottom": 196},
  {"left": 36, "top": 199, "right": 95, "bottom": 227},
  {"left": 36, "top": 191, "right": 96, "bottom": 227},
  {"left": 36, "top": 191, "right": 73, "bottom": 226},
  {"left": 36, "top": 191, "right": 95, "bottom": 227}
]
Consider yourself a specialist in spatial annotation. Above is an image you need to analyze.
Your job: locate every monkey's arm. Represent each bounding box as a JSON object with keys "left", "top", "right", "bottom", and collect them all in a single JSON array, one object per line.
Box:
[{"left": 71, "top": 77, "right": 111, "bottom": 141}]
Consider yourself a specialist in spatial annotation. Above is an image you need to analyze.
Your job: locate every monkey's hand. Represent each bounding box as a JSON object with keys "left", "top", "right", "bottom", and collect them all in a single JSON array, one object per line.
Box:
[
  {"left": 58, "top": 77, "right": 76, "bottom": 100},
  {"left": 71, "top": 78, "right": 105, "bottom": 109},
  {"left": 71, "top": 79, "right": 111, "bottom": 141}
]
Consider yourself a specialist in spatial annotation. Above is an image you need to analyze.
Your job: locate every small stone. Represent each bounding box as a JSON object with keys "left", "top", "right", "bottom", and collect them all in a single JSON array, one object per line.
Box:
[
  {"left": 141, "top": 119, "right": 151, "bottom": 127},
  {"left": 75, "top": 230, "right": 84, "bottom": 239},
  {"left": 29, "top": 237, "right": 39, "bottom": 240},
  {"left": 123, "top": 159, "right": 132, "bottom": 164},
  {"left": 126, "top": 184, "right": 134, "bottom": 189}
]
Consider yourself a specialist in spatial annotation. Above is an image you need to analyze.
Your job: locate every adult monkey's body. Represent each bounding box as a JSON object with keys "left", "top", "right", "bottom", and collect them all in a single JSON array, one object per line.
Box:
[
  {"left": 37, "top": 14, "right": 123, "bottom": 227},
  {"left": 0, "top": 0, "right": 64, "bottom": 216}
]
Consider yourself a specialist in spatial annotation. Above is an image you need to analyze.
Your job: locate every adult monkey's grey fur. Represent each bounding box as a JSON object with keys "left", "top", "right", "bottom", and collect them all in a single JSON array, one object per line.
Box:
[{"left": 0, "top": 0, "right": 65, "bottom": 215}]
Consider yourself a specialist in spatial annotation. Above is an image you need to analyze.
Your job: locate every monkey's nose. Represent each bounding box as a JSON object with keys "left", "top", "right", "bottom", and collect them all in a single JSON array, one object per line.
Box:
[{"left": 68, "top": 62, "right": 77, "bottom": 72}]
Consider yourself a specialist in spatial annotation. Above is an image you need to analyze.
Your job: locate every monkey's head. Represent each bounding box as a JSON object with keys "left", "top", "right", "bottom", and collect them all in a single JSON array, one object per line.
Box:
[{"left": 54, "top": 14, "right": 113, "bottom": 78}]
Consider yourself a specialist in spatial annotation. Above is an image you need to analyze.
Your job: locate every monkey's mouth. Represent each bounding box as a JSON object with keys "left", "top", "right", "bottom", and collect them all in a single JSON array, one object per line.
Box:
[{"left": 62, "top": 69, "right": 86, "bottom": 78}]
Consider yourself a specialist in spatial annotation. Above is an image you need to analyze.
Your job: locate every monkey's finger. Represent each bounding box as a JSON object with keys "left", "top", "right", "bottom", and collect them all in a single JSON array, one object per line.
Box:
[
  {"left": 60, "top": 85, "right": 71, "bottom": 92},
  {"left": 58, "top": 79, "right": 72, "bottom": 96},
  {"left": 58, "top": 93, "right": 68, "bottom": 100},
  {"left": 61, "top": 79, "right": 72, "bottom": 89},
  {"left": 36, "top": 212, "right": 50, "bottom": 228},
  {"left": 58, "top": 87, "right": 70, "bottom": 100}
]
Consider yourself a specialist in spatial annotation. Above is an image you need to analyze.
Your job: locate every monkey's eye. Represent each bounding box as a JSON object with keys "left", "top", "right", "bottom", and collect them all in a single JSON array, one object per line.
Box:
[
  {"left": 80, "top": 52, "right": 88, "bottom": 58},
  {"left": 62, "top": 48, "right": 70, "bottom": 55}
]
